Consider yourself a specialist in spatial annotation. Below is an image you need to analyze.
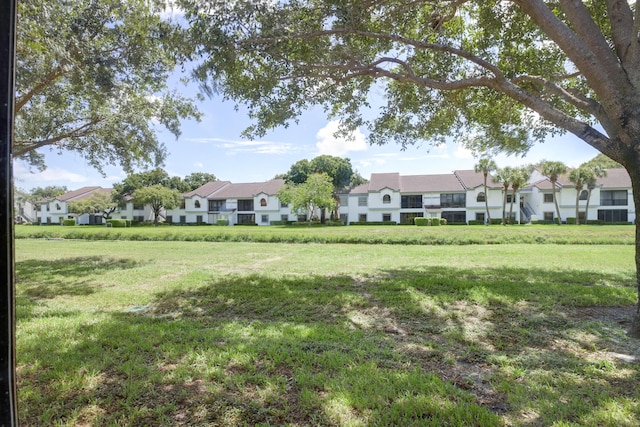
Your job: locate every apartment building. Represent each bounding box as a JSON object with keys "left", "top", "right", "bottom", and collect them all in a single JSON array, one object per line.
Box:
[{"left": 38, "top": 168, "right": 635, "bottom": 226}]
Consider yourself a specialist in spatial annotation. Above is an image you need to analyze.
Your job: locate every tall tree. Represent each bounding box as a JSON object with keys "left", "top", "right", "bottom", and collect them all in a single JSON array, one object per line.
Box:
[
  {"left": 492, "top": 167, "right": 513, "bottom": 225},
  {"left": 568, "top": 167, "right": 592, "bottom": 225},
  {"left": 68, "top": 191, "right": 118, "bottom": 220},
  {"left": 16, "top": 0, "right": 200, "bottom": 173},
  {"left": 28, "top": 185, "right": 67, "bottom": 201},
  {"left": 180, "top": 1, "right": 640, "bottom": 336},
  {"left": 277, "top": 173, "right": 336, "bottom": 223},
  {"left": 540, "top": 161, "right": 567, "bottom": 225},
  {"left": 131, "top": 185, "right": 181, "bottom": 226},
  {"left": 474, "top": 158, "right": 497, "bottom": 224},
  {"left": 113, "top": 168, "right": 170, "bottom": 205},
  {"left": 508, "top": 166, "right": 531, "bottom": 225},
  {"left": 583, "top": 154, "right": 623, "bottom": 170},
  {"left": 183, "top": 172, "right": 217, "bottom": 191},
  {"left": 584, "top": 164, "right": 608, "bottom": 223}
]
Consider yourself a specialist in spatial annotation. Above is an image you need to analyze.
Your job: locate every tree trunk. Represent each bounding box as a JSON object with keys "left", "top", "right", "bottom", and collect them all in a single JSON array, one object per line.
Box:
[
  {"left": 575, "top": 190, "right": 580, "bottom": 225},
  {"left": 483, "top": 174, "right": 491, "bottom": 224},
  {"left": 508, "top": 189, "right": 515, "bottom": 225},
  {"left": 552, "top": 182, "right": 562, "bottom": 224},
  {"left": 627, "top": 167, "right": 640, "bottom": 338},
  {"left": 502, "top": 187, "right": 508, "bottom": 225},
  {"left": 585, "top": 186, "right": 593, "bottom": 223}
]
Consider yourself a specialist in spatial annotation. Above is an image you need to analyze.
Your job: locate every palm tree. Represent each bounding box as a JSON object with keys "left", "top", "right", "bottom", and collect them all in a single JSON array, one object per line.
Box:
[
  {"left": 540, "top": 160, "right": 567, "bottom": 224},
  {"left": 568, "top": 167, "right": 592, "bottom": 225},
  {"left": 493, "top": 167, "right": 513, "bottom": 225},
  {"left": 508, "top": 167, "right": 531, "bottom": 224},
  {"left": 584, "top": 164, "right": 607, "bottom": 222},
  {"left": 474, "top": 158, "right": 497, "bottom": 224}
]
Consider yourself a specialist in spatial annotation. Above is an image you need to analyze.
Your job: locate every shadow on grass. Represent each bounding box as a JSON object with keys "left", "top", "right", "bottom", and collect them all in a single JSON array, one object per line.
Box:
[
  {"left": 16, "top": 256, "right": 142, "bottom": 300},
  {"left": 16, "top": 265, "right": 640, "bottom": 426}
]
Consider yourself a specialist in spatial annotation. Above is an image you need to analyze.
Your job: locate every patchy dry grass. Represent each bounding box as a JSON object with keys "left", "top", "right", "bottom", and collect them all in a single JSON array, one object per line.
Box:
[{"left": 15, "top": 239, "right": 640, "bottom": 426}]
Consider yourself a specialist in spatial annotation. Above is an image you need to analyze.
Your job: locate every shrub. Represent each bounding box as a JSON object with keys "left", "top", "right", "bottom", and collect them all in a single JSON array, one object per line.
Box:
[
  {"left": 440, "top": 218, "right": 448, "bottom": 225},
  {"left": 62, "top": 219, "right": 76, "bottom": 226},
  {"left": 216, "top": 220, "right": 229, "bottom": 226},
  {"left": 414, "top": 217, "right": 430, "bottom": 226},
  {"left": 566, "top": 217, "right": 576, "bottom": 224},
  {"left": 490, "top": 218, "right": 503, "bottom": 225},
  {"left": 468, "top": 220, "right": 484, "bottom": 225},
  {"left": 106, "top": 219, "right": 130, "bottom": 228},
  {"left": 350, "top": 221, "right": 397, "bottom": 226},
  {"left": 431, "top": 217, "right": 441, "bottom": 226}
]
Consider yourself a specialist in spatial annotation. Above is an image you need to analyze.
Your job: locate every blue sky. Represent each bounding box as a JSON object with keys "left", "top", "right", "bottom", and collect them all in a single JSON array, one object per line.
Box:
[{"left": 14, "top": 77, "right": 602, "bottom": 191}]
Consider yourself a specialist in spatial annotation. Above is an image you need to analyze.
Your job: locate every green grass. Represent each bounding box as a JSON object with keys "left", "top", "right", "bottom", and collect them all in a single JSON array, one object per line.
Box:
[
  {"left": 15, "top": 238, "right": 640, "bottom": 426},
  {"left": 15, "top": 223, "right": 636, "bottom": 245}
]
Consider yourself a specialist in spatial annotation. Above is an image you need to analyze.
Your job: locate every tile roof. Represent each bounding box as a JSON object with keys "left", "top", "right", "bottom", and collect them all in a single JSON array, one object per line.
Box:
[
  {"left": 599, "top": 168, "right": 631, "bottom": 188},
  {"left": 454, "top": 170, "right": 501, "bottom": 190},
  {"left": 183, "top": 181, "right": 231, "bottom": 198},
  {"left": 400, "top": 174, "right": 464, "bottom": 192},
  {"left": 57, "top": 186, "right": 112, "bottom": 202},
  {"left": 208, "top": 179, "right": 286, "bottom": 199},
  {"left": 368, "top": 173, "right": 400, "bottom": 191}
]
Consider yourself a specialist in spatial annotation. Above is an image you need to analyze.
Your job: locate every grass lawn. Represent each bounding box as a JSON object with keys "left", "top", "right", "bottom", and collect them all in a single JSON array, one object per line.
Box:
[{"left": 15, "top": 234, "right": 640, "bottom": 426}]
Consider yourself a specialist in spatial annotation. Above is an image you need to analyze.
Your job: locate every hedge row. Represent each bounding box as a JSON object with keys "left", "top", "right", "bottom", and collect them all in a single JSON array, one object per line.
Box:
[{"left": 414, "top": 217, "right": 448, "bottom": 226}]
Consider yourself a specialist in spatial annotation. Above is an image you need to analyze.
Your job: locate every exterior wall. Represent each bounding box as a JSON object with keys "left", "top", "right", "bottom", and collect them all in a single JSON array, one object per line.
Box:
[{"left": 465, "top": 187, "right": 504, "bottom": 223}]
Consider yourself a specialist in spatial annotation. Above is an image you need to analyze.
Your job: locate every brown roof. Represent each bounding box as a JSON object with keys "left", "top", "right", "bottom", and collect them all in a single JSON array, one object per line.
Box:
[
  {"left": 183, "top": 181, "right": 231, "bottom": 198},
  {"left": 57, "top": 186, "right": 112, "bottom": 202},
  {"left": 368, "top": 173, "right": 400, "bottom": 191},
  {"left": 208, "top": 179, "right": 285, "bottom": 199},
  {"left": 454, "top": 170, "right": 501, "bottom": 190},
  {"left": 599, "top": 168, "right": 631, "bottom": 188},
  {"left": 349, "top": 183, "right": 369, "bottom": 194},
  {"left": 400, "top": 174, "right": 464, "bottom": 193}
]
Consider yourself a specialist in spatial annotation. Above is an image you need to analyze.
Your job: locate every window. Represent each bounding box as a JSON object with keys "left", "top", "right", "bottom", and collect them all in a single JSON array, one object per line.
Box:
[
  {"left": 440, "top": 193, "right": 465, "bottom": 208},
  {"left": 209, "top": 200, "right": 225, "bottom": 211},
  {"left": 55, "top": 203, "right": 61, "bottom": 210},
  {"left": 401, "top": 195, "right": 422, "bottom": 209},
  {"left": 196, "top": 215, "right": 203, "bottom": 223},
  {"left": 180, "top": 215, "right": 186, "bottom": 224},
  {"left": 180, "top": 200, "right": 186, "bottom": 209},
  {"left": 382, "top": 213, "right": 392, "bottom": 222},
  {"left": 339, "top": 195, "right": 348, "bottom": 206},
  {"left": 281, "top": 214, "right": 288, "bottom": 221},
  {"left": 544, "top": 212, "right": 554, "bottom": 221},
  {"left": 238, "top": 213, "right": 255, "bottom": 224},
  {"left": 600, "top": 190, "right": 628, "bottom": 206},
  {"left": 382, "top": 194, "right": 391, "bottom": 204},
  {"left": 166, "top": 215, "right": 173, "bottom": 223},
  {"left": 194, "top": 200, "right": 201, "bottom": 208},
  {"left": 260, "top": 198, "right": 267, "bottom": 207},
  {"left": 261, "top": 214, "right": 269, "bottom": 223},
  {"left": 543, "top": 193, "right": 554, "bottom": 203},
  {"left": 476, "top": 192, "right": 486, "bottom": 202},
  {"left": 121, "top": 216, "right": 127, "bottom": 220},
  {"left": 475, "top": 212, "right": 485, "bottom": 222},
  {"left": 281, "top": 201, "right": 288, "bottom": 208},
  {"left": 579, "top": 190, "right": 588, "bottom": 200},
  {"left": 441, "top": 211, "right": 466, "bottom": 223},
  {"left": 135, "top": 215, "right": 144, "bottom": 222},
  {"left": 506, "top": 194, "right": 513, "bottom": 204},
  {"left": 598, "top": 209, "right": 628, "bottom": 223},
  {"left": 238, "top": 199, "right": 254, "bottom": 211},
  {"left": 400, "top": 212, "right": 423, "bottom": 224},
  {"left": 358, "top": 214, "right": 367, "bottom": 222},
  {"left": 133, "top": 203, "right": 144, "bottom": 210},
  {"left": 358, "top": 196, "right": 367, "bottom": 206}
]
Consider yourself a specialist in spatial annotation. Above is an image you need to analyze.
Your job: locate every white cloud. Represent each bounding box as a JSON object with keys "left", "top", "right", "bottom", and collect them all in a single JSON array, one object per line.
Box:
[
  {"left": 186, "top": 136, "right": 307, "bottom": 155},
  {"left": 194, "top": 162, "right": 204, "bottom": 169},
  {"left": 454, "top": 145, "right": 474, "bottom": 159},
  {"left": 316, "top": 121, "right": 368, "bottom": 156},
  {"left": 14, "top": 163, "right": 88, "bottom": 185}
]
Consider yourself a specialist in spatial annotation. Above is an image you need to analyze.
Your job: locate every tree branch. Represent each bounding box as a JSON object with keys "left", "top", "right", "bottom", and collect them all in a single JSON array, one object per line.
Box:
[
  {"left": 14, "top": 117, "right": 103, "bottom": 156},
  {"left": 513, "top": 0, "right": 627, "bottom": 104},
  {"left": 15, "top": 66, "right": 67, "bottom": 112}
]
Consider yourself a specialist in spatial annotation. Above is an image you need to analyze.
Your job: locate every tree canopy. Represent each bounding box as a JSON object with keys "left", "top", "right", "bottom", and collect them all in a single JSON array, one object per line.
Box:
[
  {"left": 131, "top": 185, "right": 181, "bottom": 225},
  {"left": 67, "top": 191, "right": 118, "bottom": 219},
  {"left": 179, "top": 0, "right": 640, "bottom": 335},
  {"left": 28, "top": 185, "right": 67, "bottom": 201},
  {"left": 16, "top": 0, "right": 200, "bottom": 173},
  {"left": 278, "top": 173, "right": 336, "bottom": 222}
]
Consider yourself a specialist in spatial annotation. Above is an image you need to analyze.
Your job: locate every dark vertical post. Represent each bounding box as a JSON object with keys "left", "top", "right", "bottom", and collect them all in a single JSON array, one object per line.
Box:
[{"left": 0, "top": 0, "right": 18, "bottom": 425}]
